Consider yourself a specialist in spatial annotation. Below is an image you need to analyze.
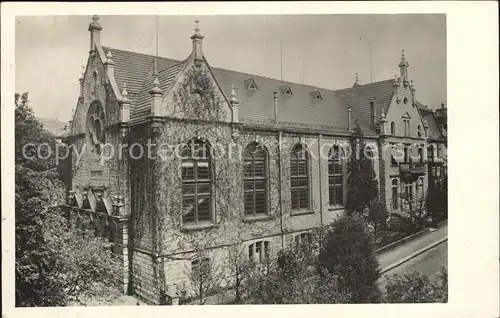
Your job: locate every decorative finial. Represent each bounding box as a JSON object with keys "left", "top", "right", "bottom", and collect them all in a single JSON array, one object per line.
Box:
[
  {"left": 354, "top": 73, "right": 359, "bottom": 86},
  {"left": 153, "top": 74, "right": 160, "bottom": 87},
  {"left": 230, "top": 84, "right": 238, "bottom": 103},
  {"left": 106, "top": 50, "right": 112, "bottom": 59},
  {"left": 195, "top": 19, "right": 200, "bottom": 33},
  {"left": 79, "top": 66, "right": 85, "bottom": 81},
  {"left": 401, "top": 50, "right": 406, "bottom": 63},
  {"left": 381, "top": 108, "right": 386, "bottom": 119},
  {"left": 122, "top": 83, "right": 128, "bottom": 97},
  {"left": 92, "top": 15, "right": 99, "bottom": 23},
  {"left": 394, "top": 74, "right": 398, "bottom": 83},
  {"left": 150, "top": 73, "right": 163, "bottom": 95}
]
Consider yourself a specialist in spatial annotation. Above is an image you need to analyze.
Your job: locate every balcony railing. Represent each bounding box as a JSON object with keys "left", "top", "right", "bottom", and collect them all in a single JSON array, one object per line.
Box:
[{"left": 399, "top": 162, "right": 426, "bottom": 176}]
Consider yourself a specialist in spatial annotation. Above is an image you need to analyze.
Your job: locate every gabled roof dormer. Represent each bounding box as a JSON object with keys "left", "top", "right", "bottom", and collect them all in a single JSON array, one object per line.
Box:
[
  {"left": 279, "top": 85, "right": 293, "bottom": 96},
  {"left": 244, "top": 78, "right": 258, "bottom": 91},
  {"left": 309, "top": 90, "right": 323, "bottom": 101}
]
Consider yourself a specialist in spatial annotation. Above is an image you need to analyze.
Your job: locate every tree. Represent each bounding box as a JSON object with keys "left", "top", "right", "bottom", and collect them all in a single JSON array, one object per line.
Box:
[
  {"left": 367, "top": 196, "right": 389, "bottom": 233},
  {"left": 317, "top": 213, "right": 381, "bottom": 303},
  {"left": 426, "top": 186, "right": 448, "bottom": 224},
  {"left": 15, "top": 93, "right": 121, "bottom": 306},
  {"left": 383, "top": 267, "right": 448, "bottom": 303},
  {"left": 184, "top": 249, "right": 223, "bottom": 304},
  {"left": 346, "top": 123, "right": 379, "bottom": 215},
  {"left": 244, "top": 246, "right": 349, "bottom": 304}
]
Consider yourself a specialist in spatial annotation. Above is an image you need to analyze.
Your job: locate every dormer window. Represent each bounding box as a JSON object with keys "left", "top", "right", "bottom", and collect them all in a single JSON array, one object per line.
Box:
[
  {"left": 403, "top": 97, "right": 408, "bottom": 105},
  {"left": 244, "top": 79, "right": 258, "bottom": 91},
  {"left": 280, "top": 85, "right": 293, "bottom": 96},
  {"left": 310, "top": 91, "right": 323, "bottom": 101}
]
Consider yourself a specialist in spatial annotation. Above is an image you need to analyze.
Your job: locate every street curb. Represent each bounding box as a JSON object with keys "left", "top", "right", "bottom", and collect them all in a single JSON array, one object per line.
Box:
[
  {"left": 380, "top": 237, "right": 448, "bottom": 275},
  {"left": 374, "top": 219, "right": 448, "bottom": 255},
  {"left": 375, "top": 228, "right": 431, "bottom": 255}
]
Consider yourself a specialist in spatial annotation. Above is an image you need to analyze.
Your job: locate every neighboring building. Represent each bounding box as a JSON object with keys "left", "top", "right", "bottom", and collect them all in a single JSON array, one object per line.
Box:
[{"left": 60, "top": 16, "right": 446, "bottom": 304}]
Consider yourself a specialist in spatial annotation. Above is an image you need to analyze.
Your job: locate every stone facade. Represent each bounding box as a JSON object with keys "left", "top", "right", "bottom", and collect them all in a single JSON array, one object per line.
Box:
[{"left": 59, "top": 16, "right": 446, "bottom": 305}]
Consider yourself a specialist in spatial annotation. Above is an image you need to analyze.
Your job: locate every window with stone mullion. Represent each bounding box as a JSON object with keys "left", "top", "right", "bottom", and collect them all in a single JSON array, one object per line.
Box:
[
  {"left": 182, "top": 157, "right": 211, "bottom": 224},
  {"left": 244, "top": 148, "right": 268, "bottom": 216},
  {"left": 291, "top": 148, "right": 309, "bottom": 211}
]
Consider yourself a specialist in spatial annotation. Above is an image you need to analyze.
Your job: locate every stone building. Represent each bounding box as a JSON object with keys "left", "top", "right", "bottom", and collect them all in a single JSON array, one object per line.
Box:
[{"left": 60, "top": 16, "right": 446, "bottom": 304}]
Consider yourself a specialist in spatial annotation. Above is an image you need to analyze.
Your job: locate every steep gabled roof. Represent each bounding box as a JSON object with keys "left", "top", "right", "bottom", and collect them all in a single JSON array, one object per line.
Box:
[
  {"left": 101, "top": 47, "right": 376, "bottom": 135},
  {"left": 335, "top": 79, "right": 395, "bottom": 130},
  {"left": 416, "top": 101, "right": 444, "bottom": 141}
]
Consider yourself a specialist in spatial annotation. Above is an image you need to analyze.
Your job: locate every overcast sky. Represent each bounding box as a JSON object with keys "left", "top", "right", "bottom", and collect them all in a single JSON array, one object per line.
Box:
[{"left": 15, "top": 14, "right": 446, "bottom": 122}]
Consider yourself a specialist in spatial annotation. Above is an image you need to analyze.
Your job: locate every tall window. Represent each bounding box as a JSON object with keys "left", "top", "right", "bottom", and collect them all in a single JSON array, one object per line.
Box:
[
  {"left": 403, "top": 119, "right": 410, "bottom": 136},
  {"left": 404, "top": 182, "right": 413, "bottom": 200},
  {"left": 243, "top": 142, "right": 268, "bottom": 216},
  {"left": 418, "top": 148, "right": 424, "bottom": 163},
  {"left": 417, "top": 178, "right": 424, "bottom": 199},
  {"left": 427, "top": 145, "right": 434, "bottom": 162},
  {"left": 437, "top": 145, "right": 442, "bottom": 158},
  {"left": 328, "top": 146, "right": 343, "bottom": 206},
  {"left": 290, "top": 144, "right": 310, "bottom": 211},
  {"left": 181, "top": 139, "right": 212, "bottom": 224},
  {"left": 92, "top": 71, "right": 98, "bottom": 97},
  {"left": 392, "top": 179, "right": 399, "bottom": 209},
  {"left": 404, "top": 147, "right": 409, "bottom": 163},
  {"left": 417, "top": 125, "right": 422, "bottom": 138},
  {"left": 248, "top": 241, "right": 270, "bottom": 263},
  {"left": 391, "top": 121, "right": 396, "bottom": 135}
]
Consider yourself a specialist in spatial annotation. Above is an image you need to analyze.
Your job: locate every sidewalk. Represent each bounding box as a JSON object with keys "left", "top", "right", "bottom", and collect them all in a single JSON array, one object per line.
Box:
[{"left": 377, "top": 222, "right": 448, "bottom": 271}]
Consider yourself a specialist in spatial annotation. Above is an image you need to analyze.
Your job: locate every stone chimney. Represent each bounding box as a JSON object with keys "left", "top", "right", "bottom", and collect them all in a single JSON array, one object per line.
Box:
[
  {"left": 190, "top": 19, "right": 204, "bottom": 66},
  {"left": 150, "top": 74, "right": 163, "bottom": 116},
  {"left": 273, "top": 92, "right": 279, "bottom": 123},
  {"left": 348, "top": 107, "right": 352, "bottom": 131},
  {"left": 119, "top": 84, "right": 131, "bottom": 122},
  {"left": 370, "top": 99, "right": 377, "bottom": 130},
  {"left": 88, "top": 15, "right": 102, "bottom": 52},
  {"left": 230, "top": 84, "right": 239, "bottom": 123}
]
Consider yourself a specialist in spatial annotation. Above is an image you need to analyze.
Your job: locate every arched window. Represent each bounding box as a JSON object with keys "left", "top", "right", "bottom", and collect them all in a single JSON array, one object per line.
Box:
[
  {"left": 243, "top": 142, "right": 268, "bottom": 216},
  {"left": 417, "top": 125, "right": 422, "bottom": 138},
  {"left": 181, "top": 138, "right": 212, "bottom": 224},
  {"left": 328, "top": 145, "right": 344, "bottom": 206},
  {"left": 418, "top": 148, "right": 424, "bottom": 163},
  {"left": 290, "top": 144, "right": 310, "bottom": 211},
  {"left": 86, "top": 101, "right": 105, "bottom": 156},
  {"left": 391, "top": 179, "right": 399, "bottom": 210},
  {"left": 391, "top": 121, "right": 396, "bottom": 135},
  {"left": 365, "top": 145, "right": 376, "bottom": 169}
]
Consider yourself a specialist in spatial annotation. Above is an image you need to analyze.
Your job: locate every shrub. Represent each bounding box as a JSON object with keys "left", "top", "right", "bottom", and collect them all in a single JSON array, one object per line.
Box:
[
  {"left": 317, "top": 214, "right": 381, "bottom": 303},
  {"left": 383, "top": 267, "right": 448, "bottom": 303}
]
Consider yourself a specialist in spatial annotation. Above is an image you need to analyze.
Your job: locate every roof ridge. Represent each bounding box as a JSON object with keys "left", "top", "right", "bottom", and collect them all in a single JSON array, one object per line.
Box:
[{"left": 335, "top": 78, "right": 394, "bottom": 92}]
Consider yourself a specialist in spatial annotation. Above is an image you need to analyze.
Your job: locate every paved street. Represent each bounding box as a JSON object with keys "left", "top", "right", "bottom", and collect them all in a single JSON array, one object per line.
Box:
[
  {"left": 377, "top": 222, "right": 448, "bottom": 271},
  {"left": 377, "top": 225, "right": 448, "bottom": 294}
]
